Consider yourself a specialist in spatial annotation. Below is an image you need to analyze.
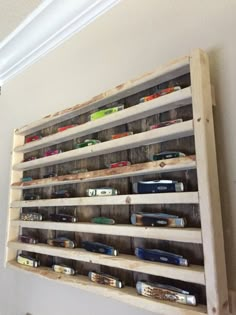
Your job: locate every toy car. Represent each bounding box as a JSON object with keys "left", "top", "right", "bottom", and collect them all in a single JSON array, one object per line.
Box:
[
  {"left": 75, "top": 139, "right": 101, "bottom": 149},
  {"left": 51, "top": 189, "right": 72, "bottom": 198},
  {"left": 89, "top": 105, "right": 124, "bottom": 121},
  {"left": 25, "top": 135, "right": 42, "bottom": 143},
  {"left": 44, "top": 149, "right": 62, "bottom": 157},
  {"left": 17, "top": 254, "right": 40, "bottom": 268}
]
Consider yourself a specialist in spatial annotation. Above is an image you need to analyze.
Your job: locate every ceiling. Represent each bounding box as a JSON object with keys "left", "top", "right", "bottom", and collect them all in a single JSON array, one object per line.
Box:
[
  {"left": 0, "top": 0, "right": 120, "bottom": 84},
  {"left": 0, "top": 0, "right": 42, "bottom": 42}
]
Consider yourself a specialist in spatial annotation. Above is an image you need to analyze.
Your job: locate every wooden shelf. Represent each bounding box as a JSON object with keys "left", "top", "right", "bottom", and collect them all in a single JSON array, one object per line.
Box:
[
  {"left": 14, "top": 87, "right": 192, "bottom": 153},
  {"left": 10, "top": 192, "right": 199, "bottom": 208},
  {"left": 13, "top": 120, "right": 194, "bottom": 171},
  {"left": 15, "top": 56, "right": 190, "bottom": 136},
  {"left": 7, "top": 50, "right": 229, "bottom": 315},
  {"left": 11, "top": 221, "right": 202, "bottom": 243},
  {"left": 8, "top": 261, "right": 207, "bottom": 315},
  {"left": 8, "top": 241, "right": 205, "bottom": 284},
  {"left": 11, "top": 156, "right": 196, "bottom": 189}
]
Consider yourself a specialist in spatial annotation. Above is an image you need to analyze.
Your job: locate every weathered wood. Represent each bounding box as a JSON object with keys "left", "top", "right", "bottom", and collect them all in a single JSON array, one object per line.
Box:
[
  {"left": 8, "top": 261, "right": 207, "bottom": 315},
  {"left": 190, "top": 49, "right": 229, "bottom": 315},
  {"left": 11, "top": 221, "right": 202, "bottom": 243},
  {"left": 10, "top": 192, "right": 199, "bottom": 208},
  {"left": 13, "top": 120, "right": 194, "bottom": 171},
  {"left": 11, "top": 156, "right": 196, "bottom": 189},
  {"left": 8, "top": 241, "right": 205, "bottom": 284},
  {"left": 15, "top": 56, "right": 190, "bottom": 136}
]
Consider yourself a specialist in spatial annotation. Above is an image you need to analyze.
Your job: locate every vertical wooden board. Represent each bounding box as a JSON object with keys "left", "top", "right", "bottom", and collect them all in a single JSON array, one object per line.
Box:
[
  {"left": 190, "top": 49, "right": 229, "bottom": 315},
  {"left": 6, "top": 131, "right": 25, "bottom": 264}
]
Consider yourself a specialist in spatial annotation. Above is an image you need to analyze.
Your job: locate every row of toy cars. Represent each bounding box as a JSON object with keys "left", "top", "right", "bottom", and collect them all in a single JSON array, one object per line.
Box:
[
  {"left": 16, "top": 248, "right": 196, "bottom": 306},
  {"left": 25, "top": 85, "right": 182, "bottom": 144}
]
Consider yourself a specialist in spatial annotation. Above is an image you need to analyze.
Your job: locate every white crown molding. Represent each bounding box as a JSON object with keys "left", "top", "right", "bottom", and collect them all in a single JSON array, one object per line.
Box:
[{"left": 0, "top": 0, "right": 120, "bottom": 85}]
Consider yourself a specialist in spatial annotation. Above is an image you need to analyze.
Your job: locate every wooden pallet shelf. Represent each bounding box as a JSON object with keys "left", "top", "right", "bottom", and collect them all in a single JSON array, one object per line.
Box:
[
  {"left": 6, "top": 49, "right": 228, "bottom": 315},
  {"left": 11, "top": 221, "right": 202, "bottom": 243},
  {"left": 8, "top": 261, "right": 207, "bottom": 315},
  {"left": 8, "top": 241, "right": 205, "bottom": 284}
]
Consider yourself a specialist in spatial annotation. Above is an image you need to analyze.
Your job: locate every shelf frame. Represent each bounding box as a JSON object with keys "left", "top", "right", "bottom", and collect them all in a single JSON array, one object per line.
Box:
[
  {"left": 6, "top": 49, "right": 229, "bottom": 315},
  {"left": 190, "top": 49, "right": 229, "bottom": 315}
]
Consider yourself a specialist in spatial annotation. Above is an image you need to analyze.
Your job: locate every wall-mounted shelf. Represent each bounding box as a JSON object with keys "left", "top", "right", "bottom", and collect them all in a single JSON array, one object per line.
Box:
[{"left": 6, "top": 49, "right": 228, "bottom": 315}]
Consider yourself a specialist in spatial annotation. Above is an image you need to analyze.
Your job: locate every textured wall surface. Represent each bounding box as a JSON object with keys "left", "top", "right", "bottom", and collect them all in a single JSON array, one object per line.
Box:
[{"left": 0, "top": 1, "right": 236, "bottom": 314}]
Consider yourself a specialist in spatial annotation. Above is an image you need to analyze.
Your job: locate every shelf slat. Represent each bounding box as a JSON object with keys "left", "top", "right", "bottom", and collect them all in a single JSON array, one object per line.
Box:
[
  {"left": 8, "top": 241, "right": 205, "bottom": 285},
  {"left": 10, "top": 192, "right": 199, "bottom": 208},
  {"left": 11, "top": 221, "right": 202, "bottom": 243},
  {"left": 15, "top": 87, "right": 192, "bottom": 153},
  {"left": 11, "top": 156, "right": 196, "bottom": 189},
  {"left": 15, "top": 56, "right": 190, "bottom": 136},
  {"left": 8, "top": 261, "right": 207, "bottom": 315},
  {"left": 13, "top": 120, "right": 194, "bottom": 171}
]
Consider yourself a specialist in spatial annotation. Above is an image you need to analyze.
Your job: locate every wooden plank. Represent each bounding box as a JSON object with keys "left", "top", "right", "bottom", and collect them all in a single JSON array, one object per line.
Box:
[
  {"left": 5, "top": 130, "right": 24, "bottom": 265},
  {"left": 8, "top": 261, "right": 207, "bottom": 315},
  {"left": 11, "top": 156, "right": 196, "bottom": 189},
  {"left": 8, "top": 241, "right": 205, "bottom": 284},
  {"left": 15, "top": 87, "right": 192, "bottom": 153},
  {"left": 10, "top": 192, "right": 199, "bottom": 208},
  {"left": 13, "top": 120, "right": 194, "bottom": 171},
  {"left": 190, "top": 49, "right": 229, "bottom": 315},
  {"left": 15, "top": 56, "right": 190, "bottom": 136},
  {"left": 11, "top": 221, "right": 202, "bottom": 243}
]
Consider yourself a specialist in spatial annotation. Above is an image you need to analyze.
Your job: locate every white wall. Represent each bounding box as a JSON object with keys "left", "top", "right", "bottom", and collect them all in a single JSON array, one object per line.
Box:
[{"left": 0, "top": 1, "right": 236, "bottom": 314}]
